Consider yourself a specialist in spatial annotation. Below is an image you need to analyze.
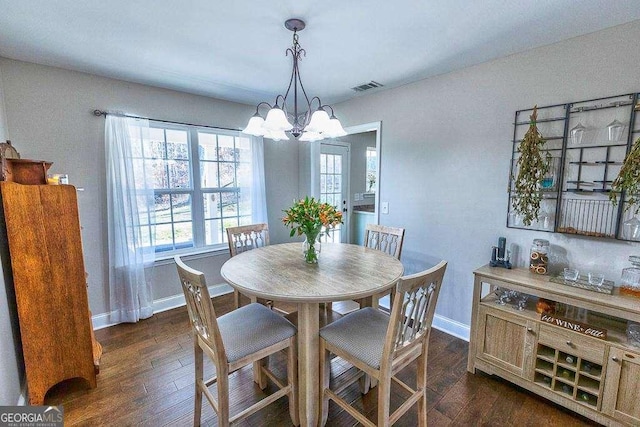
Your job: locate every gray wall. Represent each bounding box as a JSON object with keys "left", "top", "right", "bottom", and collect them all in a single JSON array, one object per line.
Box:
[
  {"left": 0, "top": 58, "right": 300, "bottom": 403},
  {"left": 334, "top": 20, "right": 640, "bottom": 333}
]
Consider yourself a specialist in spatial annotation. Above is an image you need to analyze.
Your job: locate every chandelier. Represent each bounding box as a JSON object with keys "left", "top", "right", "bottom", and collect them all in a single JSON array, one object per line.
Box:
[{"left": 242, "top": 19, "right": 347, "bottom": 142}]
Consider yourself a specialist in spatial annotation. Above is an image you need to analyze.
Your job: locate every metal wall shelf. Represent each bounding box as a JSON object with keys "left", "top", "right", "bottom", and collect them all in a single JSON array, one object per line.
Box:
[{"left": 507, "top": 92, "right": 640, "bottom": 241}]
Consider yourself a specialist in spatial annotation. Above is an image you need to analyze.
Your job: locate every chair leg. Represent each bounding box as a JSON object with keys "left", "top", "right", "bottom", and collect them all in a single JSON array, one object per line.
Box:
[
  {"left": 253, "top": 357, "right": 269, "bottom": 390},
  {"left": 217, "top": 369, "right": 230, "bottom": 427},
  {"left": 287, "top": 337, "right": 300, "bottom": 426},
  {"left": 233, "top": 289, "right": 240, "bottom": 309},
  {"left": 193, "top": 343, "right": 203, "bottom": 427},
  {"left": 359, "top": 373, "right": 373, "bottom": 394},
  {"left": 416, "top": 349, "right": 428, "bottom": 427},
  {"left": 319, "top": 340, "right": 331, "bottom": 427},
  {"left": 377, "top": 374, "right": 391, "bottom": 427}
]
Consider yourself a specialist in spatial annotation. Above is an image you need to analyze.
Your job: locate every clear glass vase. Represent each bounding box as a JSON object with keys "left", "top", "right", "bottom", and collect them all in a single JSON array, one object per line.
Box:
[{"left": 302, "top": 228, "right": 322, "bottom": 264}]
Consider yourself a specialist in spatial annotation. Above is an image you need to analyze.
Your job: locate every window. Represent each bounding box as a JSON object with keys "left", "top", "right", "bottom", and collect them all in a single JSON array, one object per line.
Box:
[
  {"left": 366, "top": 146, "right": 377, "bottom": 193},
  {"left": 128, "top": 122, "right": 256, "bottom": 254}
]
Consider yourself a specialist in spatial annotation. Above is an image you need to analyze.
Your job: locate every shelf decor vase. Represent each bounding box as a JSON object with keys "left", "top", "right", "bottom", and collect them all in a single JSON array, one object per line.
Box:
[{"left": 302, "top": 227, "right": 322, "bottom": 264}]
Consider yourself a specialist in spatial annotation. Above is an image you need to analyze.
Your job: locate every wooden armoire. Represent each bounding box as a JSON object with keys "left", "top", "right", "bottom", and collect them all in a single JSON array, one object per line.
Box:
[{"left": 0, "top": 181, "right": 99, "bottom": 405}]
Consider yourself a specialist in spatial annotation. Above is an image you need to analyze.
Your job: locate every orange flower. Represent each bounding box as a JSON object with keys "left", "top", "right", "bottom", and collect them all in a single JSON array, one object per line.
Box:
[{"left": 282, "top": 196, "right": 343, "bottom": 238}]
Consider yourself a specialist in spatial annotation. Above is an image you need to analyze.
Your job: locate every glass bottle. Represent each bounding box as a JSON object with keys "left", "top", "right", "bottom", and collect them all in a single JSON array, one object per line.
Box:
[
  {"left": 530, "top": 239, "right": 550, "bottom": 275},
  {"left": 620, "top": 255, "right": 640, "bottom": 298}
]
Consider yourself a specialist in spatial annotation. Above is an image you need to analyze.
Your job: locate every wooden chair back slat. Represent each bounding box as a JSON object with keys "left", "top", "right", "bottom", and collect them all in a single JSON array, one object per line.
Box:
[
  {"left": 386, "top": 261, "right": 447, "bottom": 359},
  {"left": 226, "top": 223, "right": 270, "bottom": 309},
  {"left": 175, "top": 256, "right": 226, "bottom": 363},
  {"left": 227, "top": 223, "right": 270, "bottom": 256},
  {"left": 363, "top": 224, "right": 405, "bottom": 260}
]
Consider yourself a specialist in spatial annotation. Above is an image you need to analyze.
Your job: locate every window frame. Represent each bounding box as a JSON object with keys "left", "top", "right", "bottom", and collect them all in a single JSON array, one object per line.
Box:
[{"left": 138, "top": 121, "right": 254, "bottom": 257}]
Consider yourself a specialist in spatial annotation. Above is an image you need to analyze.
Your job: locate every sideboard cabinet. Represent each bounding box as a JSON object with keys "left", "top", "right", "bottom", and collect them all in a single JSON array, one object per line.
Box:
[{"left": 469, "top": 265, "right": 640, "bottom": 426}]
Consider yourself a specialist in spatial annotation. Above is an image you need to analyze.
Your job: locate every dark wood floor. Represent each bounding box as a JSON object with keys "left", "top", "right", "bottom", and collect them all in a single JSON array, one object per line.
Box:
[{"left": 45, "top": 293, "right": 598, "bottom": 426}]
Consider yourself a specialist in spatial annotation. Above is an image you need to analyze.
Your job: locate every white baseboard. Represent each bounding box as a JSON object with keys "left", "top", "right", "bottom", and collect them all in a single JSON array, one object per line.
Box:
[
  {"left": 91, "top": 283, "right": 233, "bottom": 330},
  {"left": 432, "top": 314, "right": 470, "bottom": 342},
  {"left": 151, "top": 283, "right": 233, "bottom": 314},
  {"left": 379, "top": 295, "right": 470, "bottom": 342}
]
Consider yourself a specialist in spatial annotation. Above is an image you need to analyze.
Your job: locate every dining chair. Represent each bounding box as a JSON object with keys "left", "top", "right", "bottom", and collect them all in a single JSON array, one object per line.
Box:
[
  {"left": 226, "top": 223, "right": 270, "bottom": 309},
  {"left": 365, "top": 224, "right": 405, "bottom": 311},
  {"left": 319, "top": 260, "right": 447, "bottom": 427},
  {"left": 174, "top": 256, "right": 299, "bottom": 427},
  {"left": 327, "top": 224, "right": 405, "bottom": 314}
]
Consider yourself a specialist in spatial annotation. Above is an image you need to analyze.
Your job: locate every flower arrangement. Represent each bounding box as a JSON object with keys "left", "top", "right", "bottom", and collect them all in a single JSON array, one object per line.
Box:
[{"left": 282, "top": 197, "right": 343, "bottom": 263}]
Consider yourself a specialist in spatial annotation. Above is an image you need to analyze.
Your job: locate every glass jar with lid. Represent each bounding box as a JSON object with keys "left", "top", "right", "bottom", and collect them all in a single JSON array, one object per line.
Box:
[
  {"left": 530, "top": 239, "right": 550, "bottom": 275},
  {"left": 620, "top": 255, "right": 640, "bottom": 298}
]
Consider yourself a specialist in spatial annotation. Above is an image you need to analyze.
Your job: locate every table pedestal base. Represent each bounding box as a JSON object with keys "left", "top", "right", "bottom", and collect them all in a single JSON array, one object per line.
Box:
[{"left": 297, "top": 303, "right": 319, "bottom": 427}]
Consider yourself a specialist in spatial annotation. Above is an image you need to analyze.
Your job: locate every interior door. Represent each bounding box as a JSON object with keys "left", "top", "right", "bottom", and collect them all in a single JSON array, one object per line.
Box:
[{"left": 320, "top": 143, "right": 349, "bottom": 243}]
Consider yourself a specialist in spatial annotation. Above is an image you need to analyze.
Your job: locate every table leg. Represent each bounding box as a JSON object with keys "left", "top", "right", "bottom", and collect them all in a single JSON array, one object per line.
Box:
[
  {"left": 358, "top": 296, "right": 373, "bottom": 308},
  {"left": 297, "top": 302, "right": 319, "bottom": 427}
]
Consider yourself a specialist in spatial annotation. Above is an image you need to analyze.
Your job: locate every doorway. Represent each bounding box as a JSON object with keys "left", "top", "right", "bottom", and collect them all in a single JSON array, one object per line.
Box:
[
  {"left": 339, "top": 122, "right": 381, "bottom": 245},
  {"left": 306, "top": 121, "right": 381, "bottom": 244},
  {"left": 320, "top": 142, "right": 350, "bottom": 243}
]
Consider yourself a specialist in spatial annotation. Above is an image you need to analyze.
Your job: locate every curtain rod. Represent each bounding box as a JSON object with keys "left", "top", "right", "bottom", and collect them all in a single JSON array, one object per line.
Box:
[{"left": 92, "top": 110, "right": 241, "bottom": 132}]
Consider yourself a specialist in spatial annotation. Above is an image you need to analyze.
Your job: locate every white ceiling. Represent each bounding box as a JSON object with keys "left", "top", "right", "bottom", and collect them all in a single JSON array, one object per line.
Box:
[{"left": 1, "top": 1, "right": 640, "bottom": 107}]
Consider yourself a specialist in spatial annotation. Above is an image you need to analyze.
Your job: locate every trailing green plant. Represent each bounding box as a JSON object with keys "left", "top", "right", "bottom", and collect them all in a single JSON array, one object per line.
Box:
[
  {"left": 610, "top": 136, "right": 640, "bottom": 214},
  {"left": 511, "top": 106, "right": 551, "bottom": 226}
]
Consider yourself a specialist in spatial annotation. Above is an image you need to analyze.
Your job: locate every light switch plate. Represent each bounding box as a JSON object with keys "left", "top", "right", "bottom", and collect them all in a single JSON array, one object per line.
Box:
[{"left": 381, "top": 202, "right": 389, "bottom": 214}]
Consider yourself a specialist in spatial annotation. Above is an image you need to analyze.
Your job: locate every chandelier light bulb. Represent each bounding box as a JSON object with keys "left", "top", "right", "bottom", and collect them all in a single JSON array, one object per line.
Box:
[
  {"left": 242, "top": 114, "right": 266, "bottom": 136},
  {"left": 306, "top": 109, "right": 331, "bottom": 133},
  {"left": 324, "top": 116, "right": 347, "bottom": 138},
  {"left": 264, "top": 107, "right": 293, "bottom": 131}
]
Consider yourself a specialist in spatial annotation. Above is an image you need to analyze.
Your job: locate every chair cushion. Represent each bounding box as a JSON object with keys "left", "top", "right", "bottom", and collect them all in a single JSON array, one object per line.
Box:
[
  {"left": 218, "top": 303, "right": 297, "bottom": 363},
  {"left": 319, "top": 307, "right": 389, "bottom": 369}
]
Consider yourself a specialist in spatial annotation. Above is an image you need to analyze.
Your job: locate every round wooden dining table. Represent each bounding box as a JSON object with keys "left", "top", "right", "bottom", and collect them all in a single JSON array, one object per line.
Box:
[{"left": 220, "top": 242, "right": 404, "bottom": 427}]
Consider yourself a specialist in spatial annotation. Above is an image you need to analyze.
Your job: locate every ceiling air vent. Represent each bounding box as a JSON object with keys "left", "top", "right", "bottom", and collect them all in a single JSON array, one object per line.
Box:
[{"left": 351, "top": 81, "right": 384, "bottom": 92}]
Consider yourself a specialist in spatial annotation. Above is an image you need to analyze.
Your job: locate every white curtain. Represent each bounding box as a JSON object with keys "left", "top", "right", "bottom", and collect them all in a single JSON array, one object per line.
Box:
[
  {"left": 105, "top": 114, "right": 155, "bottom": 323},
  {"left": 241, "top": 135, "right": 268, "bottom": 223}
]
